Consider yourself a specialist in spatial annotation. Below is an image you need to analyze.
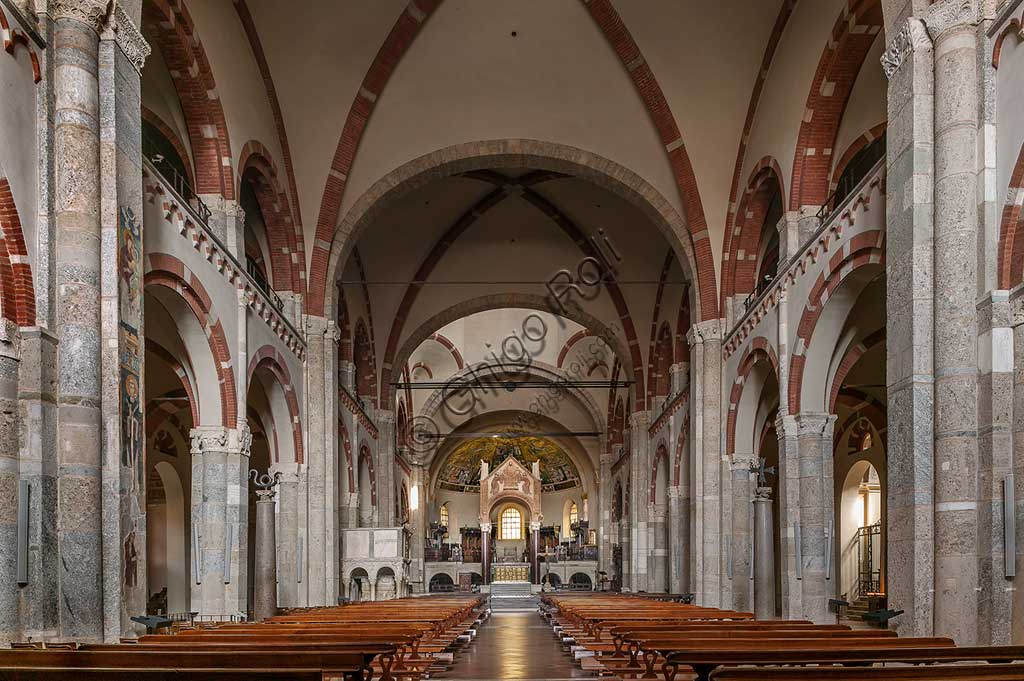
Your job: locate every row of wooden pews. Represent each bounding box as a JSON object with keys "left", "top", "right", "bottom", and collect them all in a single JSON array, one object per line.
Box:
[
  {"left": 0, "top": 595, "right": 487, "bottom": 681},
  {"left": 541, "top": 593, "right": 1024, "bottom": 681}
]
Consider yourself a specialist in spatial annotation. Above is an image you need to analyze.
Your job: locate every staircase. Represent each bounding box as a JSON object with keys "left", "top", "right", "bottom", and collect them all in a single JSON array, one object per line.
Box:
[
  {"left": 845, "top": 595, "right": 873, "bottom": 621},
  {"left": 489, "top": 581, "right": 533, "bottom": 599}
]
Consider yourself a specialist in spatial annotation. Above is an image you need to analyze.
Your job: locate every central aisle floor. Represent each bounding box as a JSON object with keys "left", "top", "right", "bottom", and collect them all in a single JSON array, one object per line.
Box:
[{"left": 442, "top": 608, "right": 590, "bottom": 680}]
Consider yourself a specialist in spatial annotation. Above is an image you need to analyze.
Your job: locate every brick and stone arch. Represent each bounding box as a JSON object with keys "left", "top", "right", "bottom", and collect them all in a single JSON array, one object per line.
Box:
[
  {"left": 247, "top": 345, "right": 304, "bottom": 464},
  {"left": 339, "top": 417, "right": 355, "bottom": 493},
  {"left": 558, "top": 329, "right": 598, "bottom": 369},
  {"left": 426, "top": 333, "right": 464, "bottom": 370},
  {"left": 369, "top": 167, "right": 647, "bottom": 411},
  {"left": 142, "top": 0, "right": 235, "bottom": 199},
  {"left": 828, "top": 328, "right": 886, "bottom": 415},
  {"left": 144, "top": 253, "right": 237, "bottom": 428},
  {"left": 316, "top": 140, "right": 706, "bottom": 335},
  {"left": 0, "top": 173, "right": 34, "bottom": 326},
  {"left": 721, "top": 158, "right": 785, "bottom": 311},
  {"left": 353, "top": 318, "right": 377, "bottom": 406},
  {"left": 789, "top": 0, "right": 884, "bottom": 212},
  {"left": 726, "top": 337, "right": 780, "bottom": 457},
  {"left": 789, "top": 235, "right": 885, "bottom": 414},
  {"left": 238, "top": 141, "right": 303, "bottom": 293},
  {"left": 233, "top": 0, "right": 307, "bottom": 297},
  {"left": 0, "top": 6, "right": 41, "bottom": 84},
  {"left": 357, "top": 444, "right": 377, "bottom": 524},
  {"left": 580, "top": 0, "right": 719, "bottom": 320},
  {"left": 337, "top": 285, "right": 353, "bottom": 362},
  {"left": 145, "top": 338, "right": 201, "bottom": 432},
  {"left": 386, "top": 292, "right": 640, "bottom": 411},
  {"left": 648, "top": 322, "right": 674, "bottom": 401},
  {"left": 141, "top": 106, "right": 196, "bottom": 189},
  {"left": 998, "top": 138, "right": 1024, "bottom": 289},
  {"left": 830, "top": 122, "right": 888, "bottom": 196},
  {"left": 649, "top": 442, "right": 669, "bottom": 504}
]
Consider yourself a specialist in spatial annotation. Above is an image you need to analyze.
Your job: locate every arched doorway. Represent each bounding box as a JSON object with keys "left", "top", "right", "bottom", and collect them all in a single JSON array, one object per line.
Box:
[{"left": 146, "top": 461, "right": 188, "bottom": 615}]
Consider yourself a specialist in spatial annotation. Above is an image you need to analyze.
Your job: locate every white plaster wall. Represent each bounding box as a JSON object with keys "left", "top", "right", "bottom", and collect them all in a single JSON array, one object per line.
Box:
[
  {"left": 0, "top": 33, "right": 39, "bottom": 271},
  {"left": 740, "top": 0, "right": 847, "bottom": 207},
  {"left": 997, "top": 31, "right": 1024, "bottom": 223},
  {"left": 832, "top": 34, "right": 887, "bottom": 175},
  {"left": 184, "top": 0, "right": 287, "bottom": 195},
  {"left": 342, "top": 0, "right": 676, "bottom": 247},
  {"left": 141, "top": 39, "right": 194, "bottom": 171},
  {"left": 617, "top": 0, "right": 784, "bottom": 284}
]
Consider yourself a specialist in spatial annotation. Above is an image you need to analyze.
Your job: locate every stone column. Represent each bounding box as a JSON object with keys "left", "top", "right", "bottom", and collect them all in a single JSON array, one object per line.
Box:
[
  {"left": 302, "top": 316, "right": 338, "bottom": 606},
  {"left": 481, "top": 522, "right": 491, "bottom": 585},
  {"left": 377, "top": 410, "right": 396, "bottom": 527},
  {"left": 628, "top": 410, "right": 650, "bottom": 593},
  {"left": 225, "top": 201, "right": 245, "bottom": 261},
  {"left": 667, "top": 485, "right": 684, "bottom": 595},
  {"left": 1012, "top": 297, "right": 1024, "bottom": 644},
  {"left": 407, "top": 463, "right": 426, "bottom": 593},
  {"left": 649, "top": 502, "right": 667, "bottom": 593},
  {"left": 530, "top": 521, "right": 541, "bottom": 584},
  {"left": 775, "top": 414, "right": 801, "bottom": 619},
  {"left": 730, "top": 456, "right": 753, "bottom": 612},
  {"left": 51, "top": 0, "right": 108, "bottom": 641},
  {"left": 753, "top": 485, "right": 776, "bottom": 620},
  {"left": 251, "top": 471, "right": 280, "bottom": 621},
  {"left": 688, "top": 320, "right": 722, "bottom": 606},
  {"left": 270, "top": 462, "right": 300, "bottom": 608},
  {"left": 977, "top": 292, "right": 1015, "bottom": 643},
  {"left": 0, "top": 323, "right": 21, "bottom": 641},
  {"left": 880, "top": 15, "right": 936, "bottom": 638},
  {"left": 189, "top": 426, "right": 251, "bottom": 618},
  {"left": 793, "top": 412, "right": 836, "bottom": 624},
  {"left": 928, "top": 2, "right": 982, "bottom": 645}
]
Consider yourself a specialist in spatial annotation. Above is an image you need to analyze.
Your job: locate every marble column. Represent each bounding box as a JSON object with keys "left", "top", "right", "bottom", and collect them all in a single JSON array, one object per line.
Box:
[
  {"left": 252, "top": 474, "right": 279, "bottom": 621},
  {"left": 481, "top": 522, "right": 491, "bottom": 585},
  {"left": 530, "top": 521, "right": 541, "bottom": 584},
  {"left": 270, "top": 462, "right": 301, "bottom": 608},
  {"left": 649, "top": 503, "right": 668, "bottom": 593},
  {"left": 730, "top": 456, "right": 753, "bottom": 612},
  {"left": 667, "top": 485, "right": 685, "bottom": 595},
  {"left": 880, "top": 15, "right": 936, "bottom": 638},
  {"left": 189, "top": 425, "right": 251, "bottom": 618},
  {"left": 688, "top": 320, "right": 723, "bottom": 606},
  {"left": 753, "top": 485, "right": 776, "bottom": 620},
  {"left": 628, "top": 411, "right": 650, "bottom": 593},
  {"left": 408, "top": 463, "right": 427, "bottom": 593},
  {"left": 377, "top": 410, "right": 396, "bottom": 527},
  {"left": 0, "top": 323, "right": 21, "bottom": 641},
  {"left": 52, "top": 0, "right": 108, "bottom": 641},
  {"left": 977, "top": 292, "right": 1015, "bottom": 644},
  {"left": 302, "top": 316, "right": 339, "bottom": 606},
  {"left": 775, "top": 414, "right": 801, "bottom": 619},
  {"left": 929, "top": 2, "right": 982, "bottom": 645},
  {"left": 794, "top": 412, "right": 837, "bottom": 624}
]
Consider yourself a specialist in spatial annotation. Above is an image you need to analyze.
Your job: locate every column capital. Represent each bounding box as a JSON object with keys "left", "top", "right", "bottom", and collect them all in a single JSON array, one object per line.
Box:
[
  {"left": 730, "top": 454, "right": 755, "bottom": 471},
  {"left": 304, "top": 314, "right": 330, "bottom": 336},
  {"left": 269, "top": 462, "right": 302, "bottom": 484},
  {"left": 687, "top": 319, "right": 722, "bottom": 346},
  {"left": 225, "top": 199, "right": 246, "bottom": 223},
  {"left": 529, "top": 521, "right": 542, "bottom": 531},
  {"left": 923, "top": 0, "right": 980, "bottom": 38},
  {"left": 792, "top": 411, "right": 836, "bottom": 437},
  {"left": 628, "top": 410, "right": 650, "bottom": 429},
  {"left": 880, "top": 17, "right": 931, "bottom": 79},
  {"left": 48, "top": 0, "right": 107, "bottom": 30},
  {"left": 480, "top": 522, "right": 492, "bottom": 533},
  {"left": 190, "top": 424, "right": 252, "bottom": 456},
  {"left": 324, "top": 319, "right": 343, "bottom": 344},
  {"left": 666, "top": 485, "right": 681, "bottom": 500},
  {"left": 753, "top": 486, "right": 773, "bottom": 501}
]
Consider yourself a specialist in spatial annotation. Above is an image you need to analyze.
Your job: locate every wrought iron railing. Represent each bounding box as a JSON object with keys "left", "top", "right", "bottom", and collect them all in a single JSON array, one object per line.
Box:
[
  {"left": 857, "top": 520, "right": 882, "bottom": 596},
  {"left": 245, "top": 256, "right": 284, "bottom": 310}
]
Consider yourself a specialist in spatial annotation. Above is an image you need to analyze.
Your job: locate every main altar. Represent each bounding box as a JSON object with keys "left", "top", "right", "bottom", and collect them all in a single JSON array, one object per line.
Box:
[{"left": 492, "top": 564, "right": 530, "bottom": 582}]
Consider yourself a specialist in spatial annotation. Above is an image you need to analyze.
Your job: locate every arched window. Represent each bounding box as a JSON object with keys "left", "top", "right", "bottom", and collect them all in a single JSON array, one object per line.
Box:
[
  {"left": 440, "top": 503, "right": 450, "bottom": 530},
  {"left": 569, "top": 502, "right": 579, "bottom": 526},
  {"left": 500, "top": 507, "right": 522, "bottom": 540}
]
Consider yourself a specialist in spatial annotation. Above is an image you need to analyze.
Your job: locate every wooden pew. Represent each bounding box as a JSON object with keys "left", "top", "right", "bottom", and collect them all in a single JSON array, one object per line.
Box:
[
  {"left": 663, "top": 645, "right": 1024, "bottom": 681},
  {"left": 708, "top": 665, "right": 1024, "bottom": 681},
  {"left": 0, "top": 649, "right": 374, "bottom": 681}
]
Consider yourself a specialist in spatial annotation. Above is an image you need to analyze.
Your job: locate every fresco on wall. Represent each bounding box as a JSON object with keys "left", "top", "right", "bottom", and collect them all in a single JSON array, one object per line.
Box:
[
  {"left": 437, "top": 434, "right": 581, "bottom": 493},
  {"left": 119, "top": 206, "right": 144, "bottom": 492}
]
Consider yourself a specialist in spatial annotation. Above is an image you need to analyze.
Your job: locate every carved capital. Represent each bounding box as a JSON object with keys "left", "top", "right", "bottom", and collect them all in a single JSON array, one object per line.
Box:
[
  {"left": 730, "top": 455, "right": 755, "bottom": 472},
  {"left": 794, "top": 412, "right": 837, "bottom": 437},
  {"left": 881, "top": 17, "right": 931, "bottom": 79},
  {"left": 49, "top": 0, "right": 107, "bottom": 31},
  {"left": 190, "top": 426, "right": 228, "bottom": 454},
  {"left": 104, "top": 1, "right": 150, "bottom": 73},
  {"left": 480, "top": 522, "right": 492, "bottom": 534},
  {"left": 753, "top": 486, "right": 773, "bottom": 501},
  {"left": 923, "top": 0, "right": 980, "bottom": 38}
]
